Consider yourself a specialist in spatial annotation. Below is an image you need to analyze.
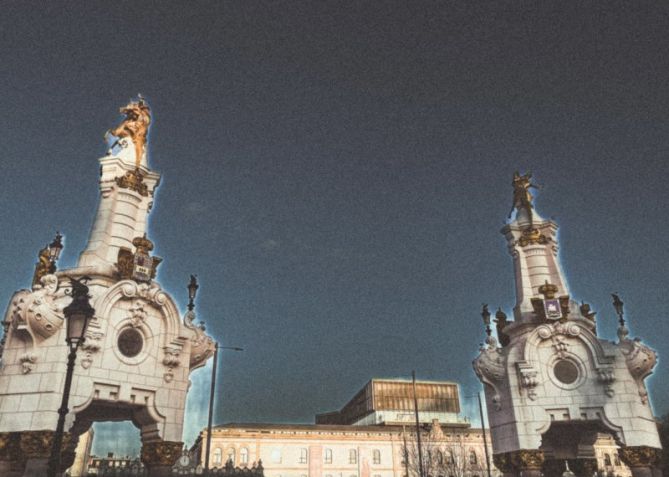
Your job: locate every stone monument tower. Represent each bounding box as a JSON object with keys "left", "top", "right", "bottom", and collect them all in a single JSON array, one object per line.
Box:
[
  {"left": 473, "top": 172, "right": 662, "bottom": 477},
  {"left": 0, "top": 98, "right": 215, "bottom": 476}
]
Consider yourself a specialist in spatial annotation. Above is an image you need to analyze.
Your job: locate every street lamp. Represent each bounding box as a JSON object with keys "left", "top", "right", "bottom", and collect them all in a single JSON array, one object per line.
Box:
[
  {"left": 48, "top": 232, "right": 64, "bottom": 273},
  {"left": 187, "top": 275, "right": 199, "bottom": 311},
  {"left": 611, "top": 293, "right": 625, "bottom": 328},
  {"left": 47, "top": 277, "right": 95, "bottom": 477}
]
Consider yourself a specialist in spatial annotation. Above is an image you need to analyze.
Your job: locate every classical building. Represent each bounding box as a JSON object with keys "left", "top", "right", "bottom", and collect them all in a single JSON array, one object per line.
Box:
[
  {"left": 0, "top": 99, "right": 216, "bottom": 476},
  {"left": 196, "top": 379, "right": 497, "bottom": 477},
  {"left": 473, "top": 172, "right": 662, "bottom": 477}
]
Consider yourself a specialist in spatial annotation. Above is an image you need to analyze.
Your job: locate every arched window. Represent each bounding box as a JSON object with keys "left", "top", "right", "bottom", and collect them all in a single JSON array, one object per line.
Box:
[
  {"left": 447, "top": 451, "right": 455, "bottom": 465},
  {"left": 240, "top": 447, "right": 249, "bottom": 465},
  {"left": 349, "top": 449, "right": 358, "bottom": 464},
  {"left": 299, "top": 448, "right": 308, "bottom": 464},
  {"left": 614, "top": 454, "right": 621, "bottom": 466},
  {"left": 213, "top": 448, "right": 223, "bottom": 466},
  {"left": 469, "top": 450, "right": 477, "bottom": 465},
  {"left": 325, "top": 449, "right": 333, "bottom": 464},
  {"left": 436, "top": 451, "right": 444, "bottom": 465},
  {"left": 373, "top": 449, "right": 381, "bottom": 465},
  {"left": 604, "top": 454, "right": 612, "bottom": 466},
  {"left": 227, "top": 448, "right": 236, "bottom": 465}
]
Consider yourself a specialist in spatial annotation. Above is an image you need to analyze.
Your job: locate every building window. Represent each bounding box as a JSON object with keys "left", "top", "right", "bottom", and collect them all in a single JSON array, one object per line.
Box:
[
  {"left": 447, "top": 451, "right": 455, "bottom": 465},
  {"left": 240, "top": 448, "right": 249, "bottom": 465},
  {"left": 436, "top": 451, "right": 444, "bottom": 465},
  {"left": 349, "top": 449, "right": 358, "bottom": 464},
  {"left": 614, "top": 454, "right": 621, "bottom": 466},
  {"left": 325, "top": 449, "right": 333, "bottom": 464},
  {"left": 227, "top": 448, "right": 236, "bottom": 465},
  {"left": 373, "top": 449, "right": 381, "bottom": 465},
  {"left": 604, "top": 454, "right": 612, "bottom": 467},
  {"left": 469, "top": 451, "right": 477, "bottom": 465},
  {"left": 213, "top": 448, "right": 223, "bottom": 466},
  {"left": 299, "top": 448, "right": 308, "bottom": 464},
  {"left": 271, "top": 449, "right": 282, "bottom": 464}
]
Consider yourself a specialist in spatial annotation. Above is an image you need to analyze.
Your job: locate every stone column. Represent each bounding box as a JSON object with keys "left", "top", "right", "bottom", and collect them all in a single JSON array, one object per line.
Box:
[
  {"left": 514, "top": 450, "right": 545, "bottom": 477},
  {"left": 0, "top": 432, "right": 23, "bottom": 477},
  {"left": 620, "top": 446, "right": 662, "bottom": 477},
  {"left": 141, "top": 440, "right": 183, "bottom": 477}
]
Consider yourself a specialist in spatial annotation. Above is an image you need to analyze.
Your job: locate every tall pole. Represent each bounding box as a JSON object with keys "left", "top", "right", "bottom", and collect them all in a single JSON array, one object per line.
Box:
[
  {"left": 402, "top": 426, "right": 410, "bottom": 477},
  {"left": 412, "top": 371, "right": 425, "bottom": 477},
  {"left": 477, "top": 392, "right": 492, "bottom": 477},
  {"left": 204, "top": 342, "right": 219, "bottom": 476},
  {"left": 47, "top": 343, "right": 79, "bottom": 477}
]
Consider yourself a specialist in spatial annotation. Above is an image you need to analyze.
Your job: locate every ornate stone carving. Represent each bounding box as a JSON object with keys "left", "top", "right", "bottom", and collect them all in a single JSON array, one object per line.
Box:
[
  {"left": 162, "top": 347, "right": 181, "bottom": 382},
  {"left": 117, "top": 236, "right": 163, "bottom": 282},
  {"left": 19, "top": 352, "right": 37, "bottom": 374},
  {"left": 619, "top": 446, "right": 662, "bottom": 468},
  {"left": 517, "top": 227, "right": 549, "bottom": 247},
  {"left": 516, "top": 362, "right": 539, "bottom": 400},
  {"left": 115, "top": 167, "right": 149, "bottom": 196},
  {"left": 128, "top": 300, "right": 148, "bottom": 328},
  {"left": 19, "top": 430, "right": 70, "bottom": 459},
  {"left": 10, "top": 274, "right": 66, "bottom": 341},
  {"left": 597, "top": 367, "right": 616, "bottom": 397},
  {"left": 473, "top": 337, "right": 506, "bottom": 410},
  {"left": 619, "top": 337, "right": 657, "bottom": 404},
  {"left": 120, "top": 280, "right": 167, "bottom": 308},
  {"left": 108, "top": 97, "right": 151, "bottom": 167},
  {"left": 512, "top": 450, "right": 545, "bottom": 470},
  {"left": 494, "top": 450, "right": 545, "bottom": 472},
  {"left": 80, "top": 331, "right": 104, "bottom": 369},
  {"left": 141, "top": 440, "right": 183, "bottom": 467}
]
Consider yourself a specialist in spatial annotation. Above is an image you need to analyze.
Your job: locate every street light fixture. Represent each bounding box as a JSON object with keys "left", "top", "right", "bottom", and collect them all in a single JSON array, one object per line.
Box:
[
  {"left": 187, "top": 274, "right": 199, "bottom": 311},
  {"left": 47, "top": 277, "right": 95, "bottom": 477},
  {"left": 48, "top": 232, "right": 64, "bottom": 272}
]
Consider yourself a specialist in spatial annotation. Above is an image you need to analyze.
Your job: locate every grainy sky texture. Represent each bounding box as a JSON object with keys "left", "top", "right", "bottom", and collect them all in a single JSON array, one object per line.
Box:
[{"left": 1, "top": 1, "right": 668, "bottom": 457}]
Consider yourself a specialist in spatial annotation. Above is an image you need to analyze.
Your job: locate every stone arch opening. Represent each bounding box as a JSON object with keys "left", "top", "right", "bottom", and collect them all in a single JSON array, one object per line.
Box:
[{"left": 540, "top": 421, "right": 624, "bottom": 477}]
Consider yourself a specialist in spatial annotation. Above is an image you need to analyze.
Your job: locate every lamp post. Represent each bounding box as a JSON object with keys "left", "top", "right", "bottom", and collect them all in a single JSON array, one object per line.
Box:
[
  {"left": 48, "top": 232, "right": 64, "bottom": 273},
  {"left": 204, "top": 343, "right": 244, "bottom": 476},
  {"left": 185, "top": 275, "right": 244, "bottom": 476},
  {"left": 47, "top": 277, "right": 95, "bottom": 477}
]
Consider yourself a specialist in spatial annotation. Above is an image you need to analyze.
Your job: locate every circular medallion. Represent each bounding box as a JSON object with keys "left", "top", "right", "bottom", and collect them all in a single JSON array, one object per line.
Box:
[
  {"left": 117, "top": 328, "right": 144, "bottom": 358},
  {"left": 553, "top": 359, "right": 579, "bottom": 384}
]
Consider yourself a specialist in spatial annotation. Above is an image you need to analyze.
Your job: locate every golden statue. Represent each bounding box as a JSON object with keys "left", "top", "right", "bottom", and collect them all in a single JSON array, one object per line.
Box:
[
  {"left": 32, "top": 246, "right": 51, "bottom": 288},
  {"left": 108, "top": 96, "right": 151, "bottom": 167},
  {"left": 509, "top": 171, "right": 540, "bottom": 223}
]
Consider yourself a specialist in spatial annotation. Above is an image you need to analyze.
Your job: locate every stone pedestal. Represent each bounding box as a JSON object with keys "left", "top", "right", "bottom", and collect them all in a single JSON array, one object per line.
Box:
[
  {"left": 0, "top": 432, "right": 23, "bottom": 477},
  {"left": 141, "top": 440, "right": 183, "bottom": 477},
  {"left": 494, "top": 450, "right": 544, "bottom": 477},
  {"left": 620, "top": 447, "right": 662, "bottom": 477}
]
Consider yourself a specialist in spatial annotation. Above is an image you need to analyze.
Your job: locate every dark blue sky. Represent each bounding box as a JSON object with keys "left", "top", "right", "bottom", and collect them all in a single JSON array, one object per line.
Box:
[{"left": 2, "top": 1, "right": 668, "bottom": 454}]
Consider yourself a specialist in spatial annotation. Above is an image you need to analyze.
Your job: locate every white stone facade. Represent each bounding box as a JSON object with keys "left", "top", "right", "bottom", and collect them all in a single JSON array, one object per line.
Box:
[
  {"left": 0, "top": 107, "right": 215, "bottom": 476},
  {"left": 473, "top": 179, "right": 662, "bottom": 477}
]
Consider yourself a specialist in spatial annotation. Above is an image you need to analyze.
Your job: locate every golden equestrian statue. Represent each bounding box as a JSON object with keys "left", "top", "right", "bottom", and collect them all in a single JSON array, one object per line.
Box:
[
  {"left": 508, "top": 171, "right": 540, "bottom": 224},
  {"left": 108, "top": 96, "right": 151, "bottom": 167}
]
